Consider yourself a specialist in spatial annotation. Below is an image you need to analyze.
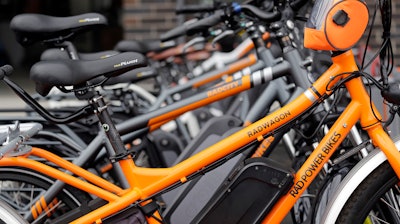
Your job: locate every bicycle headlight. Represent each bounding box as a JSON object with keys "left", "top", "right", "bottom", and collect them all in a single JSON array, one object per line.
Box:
[{"left": 304, "top": 0, "right": 369, "bottom": 51}]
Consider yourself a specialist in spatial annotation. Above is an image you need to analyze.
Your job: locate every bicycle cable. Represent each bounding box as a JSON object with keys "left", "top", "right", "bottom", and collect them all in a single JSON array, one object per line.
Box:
[{"left": 324, "top": 0, "right": 394, "bottom": 127}]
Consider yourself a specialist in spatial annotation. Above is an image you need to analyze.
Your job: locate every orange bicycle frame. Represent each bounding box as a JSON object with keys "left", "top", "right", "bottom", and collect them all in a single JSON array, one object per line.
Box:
[{"left": 1, "top": 50, "right": 400, "bottom": 224}]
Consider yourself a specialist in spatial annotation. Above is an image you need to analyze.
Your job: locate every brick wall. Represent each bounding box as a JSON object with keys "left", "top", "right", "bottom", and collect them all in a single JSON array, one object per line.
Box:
[
  {"left": 394, "top": 1, "right": 400, "bottom": 65},
  {"left": 122, "top": 0, "right": 178, "bottom": 40},
  {"left": 121, "top": 0, "right": 400, "bottom": 66},
  {"left": 363, "top": 0, "right": 399, "bottom": 66}
]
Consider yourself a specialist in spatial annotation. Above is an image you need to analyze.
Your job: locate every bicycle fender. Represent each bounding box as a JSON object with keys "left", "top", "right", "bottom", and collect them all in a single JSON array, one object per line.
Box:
[{"left": 320, "top": 137, "right": 400, "bottom": 224}]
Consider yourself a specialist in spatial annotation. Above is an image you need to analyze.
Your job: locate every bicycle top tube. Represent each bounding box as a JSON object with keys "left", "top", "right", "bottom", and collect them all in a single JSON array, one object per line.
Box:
[{"left": 115, "top": 59, "right": 291, "bottom": 135}]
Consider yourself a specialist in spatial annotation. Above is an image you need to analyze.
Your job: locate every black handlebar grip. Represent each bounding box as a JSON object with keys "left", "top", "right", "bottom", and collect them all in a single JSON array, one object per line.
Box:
[
  {"left": 160, "top": 24, "right": 188, "bottom": 42},
  {"left": 176, "top": 4, "right": 215, "bottom": 14},
  {"left": 382, "top": 83, "right": 400, "bottom": 105},
  {"left": 240, "top": 5, "right": 281, "bottom": 22},
  {"left": 0, "top": 65, "right": 14, "bottom": 80},
  {"left": 186, "top": 10, "right": 224, "bottom": 36},
  {"left": 290, "top": 0, "right": 309, "bottom": 11}
]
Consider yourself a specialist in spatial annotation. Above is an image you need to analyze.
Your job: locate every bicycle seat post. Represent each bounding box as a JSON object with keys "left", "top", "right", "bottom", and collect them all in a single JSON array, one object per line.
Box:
[
  {"left": 89, "top": 91, "right": 128, "bottom": 162},
  {"left": 54, "top": 41, "right": 79, "bottom": 60}
]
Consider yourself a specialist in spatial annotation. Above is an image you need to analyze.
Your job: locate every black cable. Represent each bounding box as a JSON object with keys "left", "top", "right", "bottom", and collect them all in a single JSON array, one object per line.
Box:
[
  {"left": 357, "top": 70, "right": 385, "bottom": 90},
  {"left": 360, "top": 2, "right": 378, "bottom": 70},
  {"left": 361, "top": 0, "right": 393, "bottom": 125},
  {"left": 325, "top": 71, "right": 360, "bottom": 92},
  {"left": 379, "top": 0, "right": 393, "bottom": 87},
  {"left": 294, "top": 88, "right": 345, "bottom": 140},
  {"left": 323, "top": 69, "right": 386, "bottom": 126},
  {"left": 366, "top": 75, "right": 384, "bottom": 124}
]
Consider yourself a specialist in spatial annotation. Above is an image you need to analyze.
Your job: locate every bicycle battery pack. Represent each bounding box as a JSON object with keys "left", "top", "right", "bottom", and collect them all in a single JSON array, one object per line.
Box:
[{"left": 194, "top": 157, "right": 294, "bottom": 224}]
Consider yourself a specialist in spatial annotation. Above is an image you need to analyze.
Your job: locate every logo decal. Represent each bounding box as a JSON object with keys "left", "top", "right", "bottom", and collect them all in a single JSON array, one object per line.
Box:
[
  {"left": 289, "top": 131, "right": 342, "bottom": 197},
  {"left": 207, "top": 81, "right": 240, "bottom": 97},
  {"left": 247, "top": 111, "right": 291, "bottom": 137},
  {"left": 114, "top": 59, "right": 139, "bottom": 68},
  {"left": 79, "top": 18, "right": 100, "bottom": 23}
]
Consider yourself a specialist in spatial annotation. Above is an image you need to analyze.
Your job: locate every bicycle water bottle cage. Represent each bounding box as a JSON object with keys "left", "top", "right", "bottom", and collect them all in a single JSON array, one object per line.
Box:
[
  {"left": 304, "top": 0, "right": 369, "bottom": 51},
  {"left": 10, "top": 13, "right": 107, "bottom": 46}
]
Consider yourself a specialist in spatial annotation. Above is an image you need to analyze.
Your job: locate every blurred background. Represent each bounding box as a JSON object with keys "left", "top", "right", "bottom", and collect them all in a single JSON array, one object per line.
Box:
[
  {"left": 0, "top": 0, "right": 236, "bottom": 71},
  {"left": 0, "top": 0, "right": 203, "bottom": 105}
]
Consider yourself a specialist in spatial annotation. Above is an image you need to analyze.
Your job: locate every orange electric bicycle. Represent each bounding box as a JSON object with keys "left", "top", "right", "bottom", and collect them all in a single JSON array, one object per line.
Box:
[{"left": 0, "top": 0, "right": 398, "bottom": 223}]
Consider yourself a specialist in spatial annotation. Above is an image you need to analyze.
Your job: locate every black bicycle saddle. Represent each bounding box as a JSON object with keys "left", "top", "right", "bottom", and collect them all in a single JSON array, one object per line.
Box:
[
  {"left": 40, "top": 48, "right": 119, "bottom": 61},
  {"left": 30, "top": 52, "right": 147, "bottom": 96},
  {"left": 10, "top": 13, "right": 107, "bottom": 46},
  {"left": 40, "top": 48, "right": 157, "bottom": 86}
]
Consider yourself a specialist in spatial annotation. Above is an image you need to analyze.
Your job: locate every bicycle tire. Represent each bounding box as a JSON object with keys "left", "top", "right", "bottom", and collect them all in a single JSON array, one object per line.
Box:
[
  {"left": 337, "top": 161, "right": 400, "bottom": 223},
  {"left": 0, "top": 167, "right": 90, "bottom": 223},
  {"left": 0, "top": 199, "right": 27, "bottom": 224}
]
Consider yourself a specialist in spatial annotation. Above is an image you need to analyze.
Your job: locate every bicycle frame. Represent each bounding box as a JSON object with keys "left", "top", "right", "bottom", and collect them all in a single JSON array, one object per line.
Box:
[
  {"left": 147, "top": 52, "right": 257, "bottom": 112},
  {"left": 0, "top": 40, "right": 260, "bottom": 153},
  {"left": 1, "top": 49, "right": 398, "bottom": 224},
  {"left": 0, "top": 49, "right": 291, "bottom": 222},
  {"left": 190, "top": 33, "right": 270, "bottom": 76}
]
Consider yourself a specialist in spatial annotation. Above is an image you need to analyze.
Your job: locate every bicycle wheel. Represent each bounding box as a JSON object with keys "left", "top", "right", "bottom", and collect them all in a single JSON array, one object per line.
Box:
[
  {"left": 0, "top": 167, "right": 90, "bottom": 223},
  {"left": 337, "top": 161, "right": 400, "bottom": 223},
  {"left": 0, "top": 199, "right": 27, "bottom": 224}
]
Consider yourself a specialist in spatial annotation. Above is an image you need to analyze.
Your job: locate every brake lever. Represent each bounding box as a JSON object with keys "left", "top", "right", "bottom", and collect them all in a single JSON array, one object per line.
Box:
[{"left": 211, "top": 29, "right": 234, "bottom": 48}]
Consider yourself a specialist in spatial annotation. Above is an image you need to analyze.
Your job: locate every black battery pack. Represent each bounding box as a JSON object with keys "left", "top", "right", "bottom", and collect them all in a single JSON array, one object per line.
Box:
[{"left": 193, "top": 157, "right": 294, "bottom": 224}]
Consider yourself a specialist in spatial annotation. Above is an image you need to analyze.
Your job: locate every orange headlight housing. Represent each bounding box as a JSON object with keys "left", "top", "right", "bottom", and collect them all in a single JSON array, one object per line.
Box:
[{"left": 304, "top": 0, "right": 369, "bottom": 51}]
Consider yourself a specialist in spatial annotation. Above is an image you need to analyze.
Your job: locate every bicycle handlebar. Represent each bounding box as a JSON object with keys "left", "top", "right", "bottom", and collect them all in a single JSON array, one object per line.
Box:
[
  {"left": 186, "top": 10, "right": 224, "bottom": 36},
  {"left": 160, "top": 19, "right": 195, "bottom": 42},
  {"left": 161, "top": 4, "right": 281, "bottom": 42},
  {"left": 1, "top": 68, "right": 95, "bottom": 124},
  {"left": 289, "top": 0, "right": 309, "bottom": 11},
  {"left": 239, "top": 4, "right": 280, "bottom": 21},
  {"left": 160, "top": 10, "right": 224, "bottom": 41},
  {"left": 160, "top": 10, "right": 225, "bottom": 42},
  {"left": 0, "top": 123, "right": 42, "bottom": 158},
  {"left": 175, "top": 4, "right": 216, "bottom": 14}
]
